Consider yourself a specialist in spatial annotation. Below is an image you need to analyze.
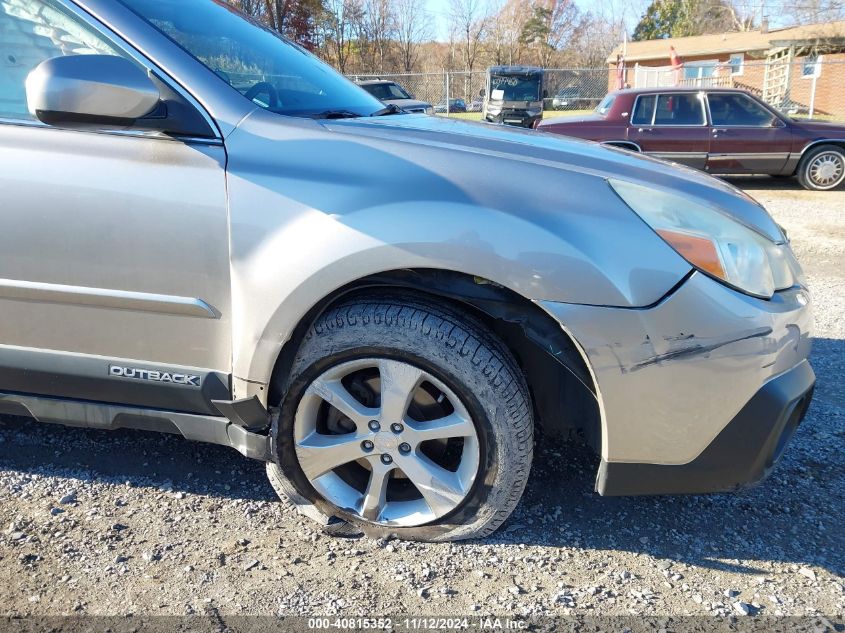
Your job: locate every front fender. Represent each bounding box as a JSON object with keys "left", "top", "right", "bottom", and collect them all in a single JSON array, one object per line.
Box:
[{"left": 224, "top": 110, "right": 690, "bottom": 393}]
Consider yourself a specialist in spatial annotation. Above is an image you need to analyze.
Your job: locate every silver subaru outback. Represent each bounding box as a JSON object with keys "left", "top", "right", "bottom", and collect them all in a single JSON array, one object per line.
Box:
[{"left": 0, "top": 0, "right": 814, "bottom": 541}]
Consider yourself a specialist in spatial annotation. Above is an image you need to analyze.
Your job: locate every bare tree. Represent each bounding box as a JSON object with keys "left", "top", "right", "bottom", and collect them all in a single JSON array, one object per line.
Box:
[
  {"left": 571, "top": 10, "right": 626, "bottom": 67},
  {"left": 262, "top": 0, "right": 287, "bottom": 30},
  {"left": 449, "top": 0, "right": 491, "bottom": 74},
  {"left": 320, "top": 0, "right": 363, "bottom": 73},
  {"left": 393, "top": 0, "right": 433, "bottom": 72},
  {"left": 769, "top": 0, "right": 844, "bottom": 27},
  {"left": 227, "top": 0, "right": 322, "bottom": 46},
  {"left": 443, "top": 23, "right": 460, "bottom": 70},
  {"left": 356, "top": 0, "right": 396, "bottom": 72},
  {"left": 489, "top": 0, "right": 531, "bottom": 65}
]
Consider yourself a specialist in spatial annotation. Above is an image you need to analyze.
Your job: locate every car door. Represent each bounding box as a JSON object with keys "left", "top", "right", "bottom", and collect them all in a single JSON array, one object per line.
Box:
[
  {"left": 0, "top": 0, "right": 232, "bottom": 414},
  {"left": 627, "top": 92, "right": 709, "bottom": 169},
  {"left": 705, "top": 92, "right": 792, "bottom": 174}
]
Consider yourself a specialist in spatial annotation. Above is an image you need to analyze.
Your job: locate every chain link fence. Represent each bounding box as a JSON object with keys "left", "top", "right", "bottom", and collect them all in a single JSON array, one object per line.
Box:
[
  {"left": 348, "top": 59, "right": 845, "bottom": 121},
  {"left": 348, "top": 69, "right": 610, "bottom": 115}
]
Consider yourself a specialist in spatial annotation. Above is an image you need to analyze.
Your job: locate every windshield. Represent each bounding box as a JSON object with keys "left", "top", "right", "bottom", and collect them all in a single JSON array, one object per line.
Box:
[
  {"left": 118, "top": 0, "right": 385, "bottom": 118},
  {"left": 595, "top": 94, "right": 616, "bottom": 116},
  {"left": 488, "top": 74, "right": 541, "bottom": 101},
  {"left": 361, "top": 83, "right": 412, "bottom": 100}
]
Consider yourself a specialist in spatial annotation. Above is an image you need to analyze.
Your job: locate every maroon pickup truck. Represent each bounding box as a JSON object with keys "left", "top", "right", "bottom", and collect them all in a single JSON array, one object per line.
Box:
[{"left": 538, "top": 87, "right": 845, "bottom": 191}]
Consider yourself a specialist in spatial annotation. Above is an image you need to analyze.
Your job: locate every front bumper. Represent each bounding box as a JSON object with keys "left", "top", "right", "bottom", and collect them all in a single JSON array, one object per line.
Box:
[
  {"left": 484, "top": 112, "right": 542, "bottom": 128},
  {"left": 541, "top": 271, "right": 814, "bottom": 492},
  {"left": 596, "top": 359, "right": 814, "bottom": 495}
]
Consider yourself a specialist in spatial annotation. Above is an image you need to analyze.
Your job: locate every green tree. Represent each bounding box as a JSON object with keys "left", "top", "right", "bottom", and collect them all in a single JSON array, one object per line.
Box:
[
  {"left": 632, "top": 0, "right": 752, "bottom": 41},
  {"left": 632, "top": 0, "right": 680, "bottom": 40}
]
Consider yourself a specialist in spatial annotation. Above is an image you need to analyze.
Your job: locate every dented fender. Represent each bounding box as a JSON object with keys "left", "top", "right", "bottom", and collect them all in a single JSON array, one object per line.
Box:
[
  {"left": 222, "top": 108, "right": 692, "bottom": 394},
  {"left": 541, "top": 272, "right": 813, "bottom": 465}
]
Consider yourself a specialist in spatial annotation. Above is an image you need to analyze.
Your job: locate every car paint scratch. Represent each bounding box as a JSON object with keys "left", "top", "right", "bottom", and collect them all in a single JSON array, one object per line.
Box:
[{"left": 626, "top": 327, "right": 774, "bottom": 372}]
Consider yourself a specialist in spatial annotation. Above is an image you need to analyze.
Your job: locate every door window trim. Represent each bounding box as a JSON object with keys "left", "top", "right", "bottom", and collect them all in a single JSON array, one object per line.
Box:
[
  {"left": 705, "top": 91, "right": 787, "bottom": 128},
  {"left": 630, "top": 94, "right": 656, "bottom": 125},
  {"left": 0, "top": 0, "right": 222, "bottom": 143},
  {"left": 631, "top": 92, "right": 707, "bottom": 127}
]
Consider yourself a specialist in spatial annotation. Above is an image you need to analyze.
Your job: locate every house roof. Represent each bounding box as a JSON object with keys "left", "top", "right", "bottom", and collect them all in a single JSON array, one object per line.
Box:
[{"left": 607, "top": 21, "right": 845, "bottom": 63}]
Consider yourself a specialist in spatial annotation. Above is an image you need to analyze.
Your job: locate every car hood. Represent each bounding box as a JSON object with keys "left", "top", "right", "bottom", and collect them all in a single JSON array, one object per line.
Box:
[
  {"left": 322, "top": 113, "right": 784, "bottom": 242},
  {"left": 790, "top": 118, "right": 845, "bottom": 134},
  {"left": 384, "top": 98, "right": 431, "bottom": 110}
]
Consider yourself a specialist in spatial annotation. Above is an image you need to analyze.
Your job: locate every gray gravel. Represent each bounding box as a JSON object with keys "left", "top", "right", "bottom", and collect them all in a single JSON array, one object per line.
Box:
[{"left": 1, "top": 177, "right": 843, "bottom": 619}]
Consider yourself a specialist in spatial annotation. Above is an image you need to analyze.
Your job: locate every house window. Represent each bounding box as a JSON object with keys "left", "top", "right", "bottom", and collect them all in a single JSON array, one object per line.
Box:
[
  {"left": 728, "top": 53, "right": 744, "bottom": 76},
  {"left": 683, "top": 60, "right": 718, "bottom": 81},
  {"left": 802, "top": 54, "right": 822, "bottom": 78}
]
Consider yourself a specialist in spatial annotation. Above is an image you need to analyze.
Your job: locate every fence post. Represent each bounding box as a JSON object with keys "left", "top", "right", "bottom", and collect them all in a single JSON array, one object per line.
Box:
[
  {"left": 445, "top": 71, "right": 450, "bottom": 115},
  {"left": 809, "top": 71, "right": 818, "bottom": 120}
]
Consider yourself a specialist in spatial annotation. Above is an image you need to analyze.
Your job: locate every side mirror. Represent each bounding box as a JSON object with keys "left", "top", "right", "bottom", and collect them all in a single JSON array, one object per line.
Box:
[
  {"left": 26, "top": 55, "right": 160, "bottom": 127},
  {"left": 479, "top": 88, "right": 484, "bottom": 96},
  {"left": 543, "top": 89, "right": 549, "bottom": 99}
]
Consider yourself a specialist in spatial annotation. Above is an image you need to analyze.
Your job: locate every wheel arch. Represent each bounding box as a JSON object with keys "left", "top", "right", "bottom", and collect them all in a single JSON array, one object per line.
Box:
[
  {"left": 800, "top": 138, "right": 845, "bottom": 157},
  {"left": 262, "top": 268, "right": 602, "bottom": 450},
  {"left": 797, "top": 140, "right": 845, "bottom": 188},
  {"left": 602, "top": 140, "right": 641, "bottom": 152}
]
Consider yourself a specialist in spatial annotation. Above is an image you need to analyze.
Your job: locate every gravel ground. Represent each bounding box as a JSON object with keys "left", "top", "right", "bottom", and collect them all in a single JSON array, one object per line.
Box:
[{"left": 1, "top": 178, "right": 843, "bottom": 624}]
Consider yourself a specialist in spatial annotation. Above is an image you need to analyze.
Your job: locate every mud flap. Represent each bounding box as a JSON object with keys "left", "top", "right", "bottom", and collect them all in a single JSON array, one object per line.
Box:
[{"left": 266, "top": 409, "right": 362, "bottom": 537}]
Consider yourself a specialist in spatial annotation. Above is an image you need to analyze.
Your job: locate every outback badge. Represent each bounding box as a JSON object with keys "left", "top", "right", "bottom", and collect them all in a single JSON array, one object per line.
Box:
[{"left": 109, "top": 365, "right": 201, "bottom": 387}]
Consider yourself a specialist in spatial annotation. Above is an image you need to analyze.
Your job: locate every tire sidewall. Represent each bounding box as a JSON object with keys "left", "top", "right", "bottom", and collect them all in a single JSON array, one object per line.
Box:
[
  {"left": 800, "top": 145, "right": 845, "bottom": 191},
  {"left": 270, "top": 300, "right": 531, "bottom": 541}
]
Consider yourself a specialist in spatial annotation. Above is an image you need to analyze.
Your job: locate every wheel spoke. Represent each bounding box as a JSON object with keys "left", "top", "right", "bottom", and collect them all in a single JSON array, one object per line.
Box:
[
  {"left": 378, "top": 359, "right": 424, "bottom": 422},
  {"left": 810, "top": 153, "right": 844, "bottom": 187},
  {"left": 397, "top": 453, "right": 466, "bottom": 517},
  {"left": 295, "top": 432, "right": 365, "bottom": 479},
  {"left": 308, "top": 376, "right": 377, "bottom": 428},
  {"left": 360, "top": 460, "right": 393, "bottom": 521},
  {"left": 295, "top": 357, "right": 482, "bottom": 527},
  {"left": 405, "top": 412, "right": 475, "bottom": 443}
]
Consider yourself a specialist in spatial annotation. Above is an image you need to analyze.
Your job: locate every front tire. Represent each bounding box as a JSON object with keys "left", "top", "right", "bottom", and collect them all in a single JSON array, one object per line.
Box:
[
  {"left": 797, "top": 144, "right": 845, "bottom": 191},
  {"left": 267, "top": 294, "right": 534, "bottom": 541}
]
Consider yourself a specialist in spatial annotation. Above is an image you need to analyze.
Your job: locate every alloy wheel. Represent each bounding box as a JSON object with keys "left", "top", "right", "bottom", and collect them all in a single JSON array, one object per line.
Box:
[
  {"left": 808, "top": 151, "right": 845, "bottom": 189},
  {"left": 293, "top": 358, "right": 480, "bottom": 527}
]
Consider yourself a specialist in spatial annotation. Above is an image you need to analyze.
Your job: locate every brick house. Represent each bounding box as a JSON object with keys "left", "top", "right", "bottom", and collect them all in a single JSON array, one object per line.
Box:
[{"left": 606, "top": 21, "right": 845, "bottom": 118}]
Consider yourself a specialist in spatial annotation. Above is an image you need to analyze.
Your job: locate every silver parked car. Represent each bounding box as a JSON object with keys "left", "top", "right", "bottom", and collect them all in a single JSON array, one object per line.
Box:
[
  {"left": 356, "top": 79, "right": 434, "bottom": 115},
  {"left": 1, "top": 0, "right": 814, "bottom": 542}
]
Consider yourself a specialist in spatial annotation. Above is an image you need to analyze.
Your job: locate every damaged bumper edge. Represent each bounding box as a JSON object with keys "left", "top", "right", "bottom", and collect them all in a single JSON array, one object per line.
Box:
[
  {"left": 597, "top": 360, "right": 814, "bottom": 495},
  {"left": 540, "top": 271, "right": 814, "bottom": 484}
]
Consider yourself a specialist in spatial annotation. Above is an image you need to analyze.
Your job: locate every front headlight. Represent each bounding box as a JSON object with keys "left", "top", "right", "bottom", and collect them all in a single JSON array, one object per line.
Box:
[{"left": 609, "top": 179, "right": 799, "bottom": 299}]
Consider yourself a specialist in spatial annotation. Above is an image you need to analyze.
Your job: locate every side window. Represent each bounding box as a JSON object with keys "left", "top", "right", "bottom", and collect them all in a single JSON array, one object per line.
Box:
[
  {"left": 654, "top": 93, "right": 705, "bottom": 126},
  {"left": 595, "top": 94, "right": 615, "bottom": 116},
  {"left": 0, "top": 0, "right": 124, "bottom": 121},
  {"left": 709, "top": 93, "right": 774, "bottom": 127},
  {"left": 631, "top": 95, "right": 656, "bottom": 125}
]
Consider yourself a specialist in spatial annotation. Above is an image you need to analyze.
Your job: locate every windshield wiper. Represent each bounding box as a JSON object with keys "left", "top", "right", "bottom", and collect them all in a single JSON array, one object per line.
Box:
[
  {"left": 310, "top": 110, "right": 364, "bottom": 119},
  {"left": 371, "top": 104, "right": 404, "bottom": 116}
]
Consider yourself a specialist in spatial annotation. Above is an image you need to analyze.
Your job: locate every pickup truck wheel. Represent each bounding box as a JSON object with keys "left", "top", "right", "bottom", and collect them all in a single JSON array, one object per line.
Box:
[
  {"left": 268, "top": 295, "right": 533, "bottom": 542},
  {"left": 798, "top": 144, "right": 845, "bottom": 191}
]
